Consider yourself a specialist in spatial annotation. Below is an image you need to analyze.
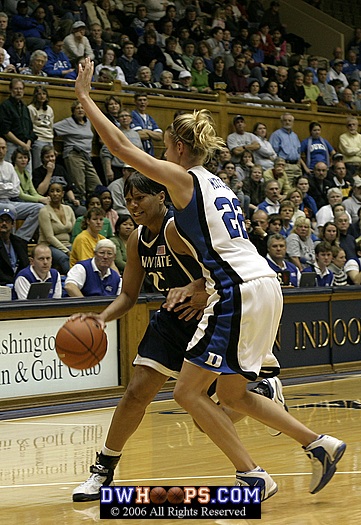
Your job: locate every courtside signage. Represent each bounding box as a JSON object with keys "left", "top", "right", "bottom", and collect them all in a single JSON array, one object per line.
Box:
[
  {"left": 0, "top": 317, "right": 119, "bottom": 397},
  {"left": 100, "top": 486, "right": 261, "bottom": 519}
]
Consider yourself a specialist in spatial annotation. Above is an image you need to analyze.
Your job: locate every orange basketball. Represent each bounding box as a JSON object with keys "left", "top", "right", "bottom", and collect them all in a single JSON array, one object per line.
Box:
[
  {"left": 55, "top": 317, "right": 108, "bottom": 369},
  {"left": 150, "top": 487, "right": 168, "bottom": 504},
  {"left": 167, "top": 487, "right": 184, "bottom": 504}
]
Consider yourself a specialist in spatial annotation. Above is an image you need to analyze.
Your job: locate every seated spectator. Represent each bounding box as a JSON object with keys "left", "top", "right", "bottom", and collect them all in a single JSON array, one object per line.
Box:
[
  {"left": 38, "top": 179, "right": 75, "bottom": 274},
  {"left": 302, "top": 241, "right": 334, "bottom": 286},
  {"left": 136, "top": 29, "right": 166, "bottom": 82},
  {"left": 0, "top": 137, "right": 40, "bottom": 242},
  {"left": 267, "top": 213, "right": 283, "bottom": 235},
  {"left": 227, "top": 54, "right": 250, "bottom": 95},
  {"left": 266, "top": 233, "right": 300, "bottom": 287},
  {"left": 274, "top": 65, "right": 289, "bottom": 100},
  {"left": 53, "top": 100, "right": 101, "bottom": 202},
  {"left": 117, "top": 41, "right": 139, "bottom": 85},
  {"left": 316, "top": 221, "right": 340, "bottom": 248},
  {"left": 180, "top": 38, "right": 197, "bottom": 71},
  {"left": 21, "top": 49, "right": 48, "bottom": 81},
  {"left": 334, "top": 211, "right": 357, "bottom": 260},
  {"left": 178, "top": 3, "right": 205, "bottom": 38},
  {"left": 63, "top": 21, "right": 94, "bottom": 64},
  {"left": 243, "top": 164, "right": 265, "bottom": 214},
  {"left": 337, "top": 87, "right": 356, "bottom": 111},
  {"left": 285, "top": 188, "right": 306, "bottom": 223},
  {"left": 269, "top": 113, "right": 302, "bottom": 186},
  {"left": 343, "top": 176, "right": 361, "bottom": 223},
  {"left": 315, "top": 188, "right": 347, "bottom": 233},
  {"left": 33, "top": 146, "right": 85, "bottom": 218},
  {"left": 327, "top": 59, "right": 348, "bottom": 89},
  {"left": 70, "top": 207, "right": 106, "bottom": 267},
  {"left": 72, "top": 193, "right": 113, "bottom": 242},
  {"left": 154, "top": 69, "right": 182, "bottom": 90},
  {"left": 259, "top": 79, "right": 284, "bottom": 106},
  {"left": 163, "top": 35, "right": 188, "bottom": 79},
  {"left": 279, "top": 199, "right": 296, "bottom": 237},
  {"left": 11, "top": 0, "right": 50, "bottom": 51},
  {"left": 208, "top": 56, "right": 229, "bottom": 92},
  {"left": 191, "top": 56, "right": 212, "bottom": 93},
  {"left": 220, "top": 161, "right": 248, "bottom": 213},
  {"left": 27, "top": 85, "right": 54, "bottom": 170},
  {"left": 243, "top": 79, "right": 262, "bottom": 106},
  {"left": 316, "top": 67, "right": 338, "bottom": 106},
  {"left": 94, "top": 185, "right": 118, "bottom": 234},
  {"left": 248, "top": 208, "right": 269, "bottom": 257},
  {"left": 327, "top": 160, "right": 352, "bottom": 199},
  {"left": 286, "top": 216, "right": 316, "bottom": 271},
  {"left": 7, "top": 32, "right": 30, "bottom": 72},
  {"left": 108, "top": 164, "right": 136, "bottom": 215},
  {"left": 305, "top": 55, "right": 319, "bottom": 84},
  {"left": 286, "top": 53, "right": 303, "bottom": 84},
  {"left": 329, "top": 245, "right": 348, "bottom": 286},
  {"left": 14, "top": 243, "right": 61, "bottom": 299},
  {"left": 111, "top": 214, "right": 135, "bottom": 274},
  {"left": 0, "top": 207, "right": 28, "bottom": 286},
  {"left": 43, "top": 34, "right": 75, "bottom": 79},
  {"left": 271, "top": 27, "right": 288, "bottom": 66},
  {"left": 246, "top": 32, "right": 268, "bottom": 85},
  {"left": 88, "top": 23, "right": 107, "bottom": 67},
  {"left": 256, "top": 179, "right": 281, "bottom": 214},
  {"left": 11, "top": 146, "right": 49, "bottom": 206},
  {"left": 257, "top": 22, "right": 276, "bottom": 64},
  {"left": 329, "top": 78, "right": 344, "bottom": 101},
  {"left": 308, "top": 161, "right": 333, "bottom": 209},
  {"left": 263, "top": 157, "right": 290, "bottom": 197},
  {"left": 94, "top": 46, "right": 128, "bottom": 84},
  {"left": 197, "top": 39, "right": 214, "bottom": 72},
  {"left": 344, "top": 239, "right": 361, "bottom": 284},
  {"left": 252, "top": 122, "right": 277, "bottom": 172},
  {"left": 130, "top": 3, "right": 148, "bottom": 40},
  {"left": 129, "top": 65, "right": 157, "bottom": 88},
  {"left": 177, "top": 69, "right": 198, "bottom": 92},
  {"left": 284, "top": 72, "right": 307, "bottom": 104},
  {"left": 65, "top": 239, "right": 121, "bottom": 297},
  {"left": 0, "top": 46, "right": 16, "bottom": 73},
  {"left": 295, "top": 175, "right": 318, "bottom": 222},
  {"left": 303, "top": 69, "right": 322, "bottom": 103},
  {"left": 205, "top": 26, "right": 225, "bottom": 58}
]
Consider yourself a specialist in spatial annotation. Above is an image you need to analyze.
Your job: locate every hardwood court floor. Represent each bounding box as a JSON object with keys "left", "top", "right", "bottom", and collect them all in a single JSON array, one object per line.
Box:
[{"left": 1, "top": 374, "right": 360, "bottom": 525}]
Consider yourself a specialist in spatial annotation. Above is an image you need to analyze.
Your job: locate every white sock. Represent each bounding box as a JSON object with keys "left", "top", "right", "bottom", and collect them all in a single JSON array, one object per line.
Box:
[{"left": 102, "top": 445, "right": 122, "bottom": 457}]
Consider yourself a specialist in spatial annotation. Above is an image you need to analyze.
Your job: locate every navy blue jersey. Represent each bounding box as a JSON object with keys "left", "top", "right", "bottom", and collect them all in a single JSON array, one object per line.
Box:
[{"left": 138, "top": 209, "right": 202, "bottom": 296}]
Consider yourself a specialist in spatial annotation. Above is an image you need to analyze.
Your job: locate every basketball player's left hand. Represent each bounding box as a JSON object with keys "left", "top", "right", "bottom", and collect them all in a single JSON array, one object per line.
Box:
[{"left": 173, "top": 291, "right": 209, "bottom": 321}]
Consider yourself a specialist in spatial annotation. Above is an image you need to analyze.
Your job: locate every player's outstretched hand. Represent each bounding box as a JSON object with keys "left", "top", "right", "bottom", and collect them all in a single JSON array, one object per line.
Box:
[
  {"left": 75, "top": 57, "right": 94, "bottom": 99},
  {"left": 68, "top": 312, "right": 106, "bottom": 330}
]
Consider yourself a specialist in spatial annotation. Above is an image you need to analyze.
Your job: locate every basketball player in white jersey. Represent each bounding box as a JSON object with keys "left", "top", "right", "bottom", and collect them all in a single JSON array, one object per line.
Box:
[{"left": 75, "top": 59, "right": 346, "bottom": 500}]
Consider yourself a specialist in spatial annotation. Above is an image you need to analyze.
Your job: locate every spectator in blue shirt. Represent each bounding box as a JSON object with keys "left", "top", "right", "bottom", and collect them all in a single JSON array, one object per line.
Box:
[
  {"left": 43, "top": 34, "right": 75, "bottom": 78},
  {"left": 300, "top": 121, "right": 336, "bottom": 175},
  {"left": 266, "top": 233, "right": 300, "bottom": 287},
  {"left": 269, "top": 112, "right": 302, "bottom": 185}
]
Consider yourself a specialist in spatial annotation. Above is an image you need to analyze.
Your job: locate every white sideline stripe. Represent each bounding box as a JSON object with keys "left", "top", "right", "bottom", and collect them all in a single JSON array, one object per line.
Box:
[{"left": 0, "top": 470, "right": 359, "bottom": 489}]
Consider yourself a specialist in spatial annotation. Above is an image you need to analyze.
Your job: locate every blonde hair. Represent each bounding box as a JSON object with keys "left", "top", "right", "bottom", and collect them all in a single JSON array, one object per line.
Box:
[
  {"left": 291, "top": 216, "right": 311, "bottom": 235},
  {"left": 168, "top": 109, "right": 225, "bottom": 163}
]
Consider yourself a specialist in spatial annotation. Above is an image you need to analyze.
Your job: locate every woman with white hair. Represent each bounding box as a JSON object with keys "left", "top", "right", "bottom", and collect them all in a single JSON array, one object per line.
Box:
[
  {"left": 316, "top": 187, "right": 352, "bottom": 233},
  {"left": 21, "top": 49, "right": 48, "bottom": 81},
  {"left": 65, "top": 238, "right": 121, "bottom": 297}
]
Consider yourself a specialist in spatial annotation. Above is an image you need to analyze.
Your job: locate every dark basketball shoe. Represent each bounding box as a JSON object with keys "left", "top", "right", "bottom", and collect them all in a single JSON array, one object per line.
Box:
[{"left": 72, "top": 452, "right": 120, "bottom": 502}]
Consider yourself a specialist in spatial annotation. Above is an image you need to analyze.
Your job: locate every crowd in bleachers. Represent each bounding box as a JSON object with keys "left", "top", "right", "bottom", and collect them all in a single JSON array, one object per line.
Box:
[{"left": 2, "top": 0, "right": 361, "bottom": 297}]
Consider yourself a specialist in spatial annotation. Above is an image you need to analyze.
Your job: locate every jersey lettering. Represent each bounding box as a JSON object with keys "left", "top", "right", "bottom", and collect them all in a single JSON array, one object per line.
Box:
[
  {"left": 214, "top": 196, "right": 248, "bottom": 239},
  {"left": 204, "top": 352, "right": 223, "bottom": 368}
]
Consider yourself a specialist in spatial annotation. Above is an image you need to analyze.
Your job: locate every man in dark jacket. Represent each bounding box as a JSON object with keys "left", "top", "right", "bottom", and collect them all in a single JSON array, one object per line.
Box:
[{"left": 0, "top": 207, "right": 29, "bottom": 286}]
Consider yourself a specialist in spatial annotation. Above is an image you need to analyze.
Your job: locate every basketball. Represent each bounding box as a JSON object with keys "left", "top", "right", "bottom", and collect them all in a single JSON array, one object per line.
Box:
[
  {"left": 150, "top": 486, "right": 167, "bottom": 504},
  {"left": 55, "top": 317, "right": 108, "bottom": 370},
  {"left": 167, "top": 487, "right": 184, "bottom": 504}
]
